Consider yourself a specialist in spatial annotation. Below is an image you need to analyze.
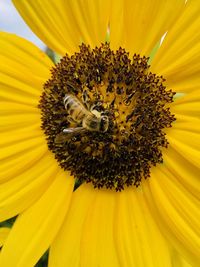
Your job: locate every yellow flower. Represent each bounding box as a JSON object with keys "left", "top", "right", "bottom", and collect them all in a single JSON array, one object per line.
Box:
[{"left": 0, "top": 0, "right": 199, "bottom": 267}]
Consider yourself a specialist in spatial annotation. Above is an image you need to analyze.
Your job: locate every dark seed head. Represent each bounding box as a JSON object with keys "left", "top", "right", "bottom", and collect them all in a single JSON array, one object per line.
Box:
[{"left": 39, "top": 43, "right": 176, "bottom": 191}]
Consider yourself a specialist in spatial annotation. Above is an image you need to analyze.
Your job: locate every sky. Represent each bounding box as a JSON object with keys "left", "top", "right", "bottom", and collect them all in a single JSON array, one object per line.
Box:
[{"left": 0, "top": 0, "right": 45, "bottom": 49}]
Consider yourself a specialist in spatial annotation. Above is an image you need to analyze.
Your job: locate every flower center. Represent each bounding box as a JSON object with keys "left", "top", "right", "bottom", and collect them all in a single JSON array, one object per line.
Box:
[{"left": 39, "top": 43, "right": 175, "bottom": 191}]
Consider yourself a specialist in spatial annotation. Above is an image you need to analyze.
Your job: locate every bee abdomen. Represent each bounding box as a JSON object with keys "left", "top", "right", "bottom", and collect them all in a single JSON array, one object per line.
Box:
[{"left": 64, "top": 94, "right": 87, "bottom": 123}]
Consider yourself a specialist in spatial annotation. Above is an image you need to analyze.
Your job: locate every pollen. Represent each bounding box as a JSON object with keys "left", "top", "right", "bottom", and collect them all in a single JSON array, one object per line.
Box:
[{"left": 39, "top": 43, "right": 176, "bottom": 191}]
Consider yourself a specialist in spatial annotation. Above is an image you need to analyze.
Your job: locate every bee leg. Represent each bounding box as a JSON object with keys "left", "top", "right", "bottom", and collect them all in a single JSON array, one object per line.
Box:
[
  {"left": 82, "top": 90, "right": 91, "bottom": 109},
  {"left": 90, "top": 104, "right": 97, "bottom": 112},
  {"left": 90, "top": 101, "right": 103, "bottom": 112},
  {"left": 67, "top": 115, "right": 77, "bottom": 124}
]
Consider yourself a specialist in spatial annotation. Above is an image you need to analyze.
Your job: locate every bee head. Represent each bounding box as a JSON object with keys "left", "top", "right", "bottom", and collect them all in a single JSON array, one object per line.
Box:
[{"left": 100, "top": 115, "right": 109, "bottom": 132}]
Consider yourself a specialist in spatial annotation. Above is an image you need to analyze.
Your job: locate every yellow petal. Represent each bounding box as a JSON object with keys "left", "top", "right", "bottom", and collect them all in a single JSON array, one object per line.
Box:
[
  {"left": 144, "top": 166, "right": 200, "bottom": 267},
  {"left": 0, "top": 78, "right": 39, "bottom": 107},
  {"left": 168, "top": 129, "right": 200, "bottom": 150},
  {"left": 110, "top": 0, "right": 185, "bottom": 55},
  {"left": 0, "top": 228, "right": 10, "bottom": 247},
  {"left": 0, "top": 113, "right": 40, "bottom": 130},
  {"left": 0, "top": 136, "right": 45, "bottom": 161},
  {"left": 49, "top": 184, "right": 96, "bottom": 267},
  {"left": 163, "top": 147, "right": 200, "bottom": 200},
  {"left": 0, "top": 142, "right": 46, "bottom": 184},
  {"left": 0, "top": 124, "right": 43, "bottom": 147},
  {"left": 167, "top": 134, "right": 200, "bottom": 168},
  {"left": 171, "top": 90, "right": 200, "bottom": 119},
  {"left": 173, "top": 90, "right": 200, "bottom": 105},
  {"left": 13, "top": 0, "right": 111, "bottom": 55},
  {"left": 69, "top": 0, "right": 111, "bottom": 47},
  {"left": 0, "top": 102, "right": 39, "bottom": 116},
  {"left": 151, "top": 1, "right": 200, "bottom": 93},
  {"left": 80, "top": 189, "right": 119, "bottom": 267},
  {"left": 0, "top": 32, "right": 52, "bottom": 86},
  {"left": 115, "top": 187, "right": 172, "bottom": 267},
  {"left": 0, "top": 171, "right": 74, "bottom": 267},
  {"left": 171, "top": 250, "right": 196, "bottom": 267},
  {"left": 0, "top": 151, "right": 59, "bottom": 222},
  {"left": 0, "top": 102, "right": 41, "bottom": 144},
  {"left": 0, "top": 32, "right": 52, "bottom": 107},
  {"left": 172, "top": 118, "right": 200, "bottom": 133},
  {"left": 50, "top": 184, "right": 173, "bottom": 267}
]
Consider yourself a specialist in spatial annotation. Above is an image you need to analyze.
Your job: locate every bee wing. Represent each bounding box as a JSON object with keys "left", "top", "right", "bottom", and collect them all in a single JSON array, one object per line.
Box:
[
  {"left": 63, "top": 127, "right": 87, "bottom": 134},
  {"left": 54, "top": 132, "right": 69, "bottom": 144},
  {"left": 55, "top": 127, "right": 87, "bottom": 144}
]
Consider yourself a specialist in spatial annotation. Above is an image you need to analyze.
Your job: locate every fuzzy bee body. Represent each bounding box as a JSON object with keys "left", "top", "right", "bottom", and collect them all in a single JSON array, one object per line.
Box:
[{"left": 55, "top": 94, "right": 109, "bottom": 143}]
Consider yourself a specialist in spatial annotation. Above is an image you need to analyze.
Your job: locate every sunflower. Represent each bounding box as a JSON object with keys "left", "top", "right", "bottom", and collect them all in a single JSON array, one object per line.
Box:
[{"left": 0, "top": 0, "right": 199, "bottom": 266}]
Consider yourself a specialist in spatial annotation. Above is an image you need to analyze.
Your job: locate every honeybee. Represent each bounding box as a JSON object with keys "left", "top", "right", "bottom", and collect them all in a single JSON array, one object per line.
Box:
[{"left": 55, "top": 93, "right": 109, "bottom": 143}]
